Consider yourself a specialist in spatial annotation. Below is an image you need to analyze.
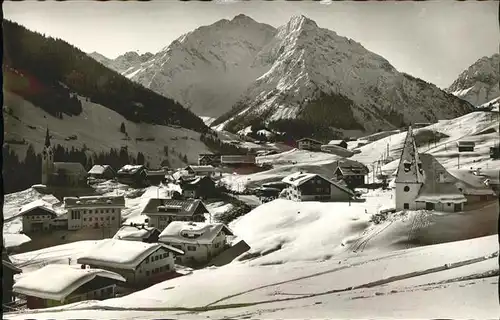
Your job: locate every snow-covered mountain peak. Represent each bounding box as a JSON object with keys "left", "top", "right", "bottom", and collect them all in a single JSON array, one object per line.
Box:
[
  {"left": 286, "top": 14, "right": 319, "bottom": 32},
  {"left": 447, "top": 53, "right": 499, "bottom": 106},
  {"left": 231, "top": 13, "right": 258, "bottom": 25}
]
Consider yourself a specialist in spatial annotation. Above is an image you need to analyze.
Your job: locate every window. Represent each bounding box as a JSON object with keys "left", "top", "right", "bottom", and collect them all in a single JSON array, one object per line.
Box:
[
  {"left": 214, "top": 243, "right": 220, "bottom": 248},
  {"left": 101, "top": 217, "right": 104, "bottom": 221},
  {"left": 145, "top": 257, "right": 149, "bottom": 263},
  {"left": 83, "top": 218, "right": 86, "bottom": 221},
  {"left": 425, "top": 202, "right": 435, "bottom": 210},
  {"left": 163, "top": 253, "right": 168, "bottom": 258},
  {"left": 447, "top": 203, "right": 451, "bottom": 206},
  {"left": 112, "top": 217, "right": 115, "bottom": 220},
  {"left": 165, "top": 265, "right": 170, "bottom": 271},
  {"left": 403, "top": 203, "right": 409, "bottom": 210},
  {"left": 89, "top": 217, "right": 93, "bottom": 221},
  {"left": 187, "top": 246, "right": 197, "bottom": 252},
  {"left": 403, "top": 186, "right": 410, "bottom": 192}
]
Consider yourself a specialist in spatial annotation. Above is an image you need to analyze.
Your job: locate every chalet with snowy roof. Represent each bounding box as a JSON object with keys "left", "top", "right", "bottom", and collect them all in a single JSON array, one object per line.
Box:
[
  {"left": 142, "top": 199, "right": 208, "bottom": 230},
  {"left": 180, "top": 175, "right": 217, "bottom": 199},
  {"left": 184, "top": 165, "right": 217, "bottom": 177},
  {"left": 3, "top": 246, "right": 22, "bottom": 305},
  {"left": 281, "top": 172, "right": 355, "bottom": 202},
  {"left": 18, "top": 199, "right": 58, "bottom": 233},
  {"left": 448, "top": 169, "right": 498, "bottom": 203},
  {"left": 158, "top": 222, "right": 234, "bottom": 266},
  {"left": 328, "top": 140, "right": 348, "bottom": 149},
  {"left": 113, "top": 224, "right": 160, "bottom": 243},
  {"left": 116, "top": 165, "right": 147, "bottom": 186},
  {"left": 42, "top": 129, "right": 88, "bottom": 188},
  {"left": 394, "top": 127, "right": 494, "bottom": 213},
  {"left": 13, "top": 264, "right": 125, "bottom": 309},
  {"left": 88, "top": 165, "right": 115, "bottom": 180},
  {"left": 77, "top": 239, "right": 184, "bottom": 287},
  {"left": 456, "top": 140, "right": 475, "bottom": 152},
  {"left": 64, "top": 195, "right": 125, "bottom": 231},
  {"left": 333, "top": 160, "right": 369, "bottom": 189},
  {"left": 198, "top": 154, "right": 222, "bottom": 167},
  {"left": 296, "top": 138, "right": 324, "bottom": 151}
]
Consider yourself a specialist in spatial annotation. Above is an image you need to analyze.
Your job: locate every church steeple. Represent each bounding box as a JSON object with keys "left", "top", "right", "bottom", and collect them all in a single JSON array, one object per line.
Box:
[
  {"left": 395, "top": 126, "right": 424, "bottom": 184},
  {"left": 45, "top": 128, "right": 51, "bottom": 148}
]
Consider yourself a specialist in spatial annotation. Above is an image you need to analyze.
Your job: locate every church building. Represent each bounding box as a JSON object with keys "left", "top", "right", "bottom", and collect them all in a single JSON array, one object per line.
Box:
[
  {"left": 394, "top": 127, "right": 468, "bottom": 213},
  {"left": 42, "top": 129, "right": 88, "bottom": 187}
]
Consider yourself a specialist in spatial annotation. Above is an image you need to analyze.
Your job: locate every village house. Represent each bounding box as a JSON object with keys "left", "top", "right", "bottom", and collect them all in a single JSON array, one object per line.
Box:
[
  {"left": 88, "top": 165, "right": 116, "bottom": 180},
  {"left": 42, "top": 129, "right": 88, "bottom": 187},
  {"left": 146, "top": 169, "right": 167, "bottom": 186},
  {"left": 141, "top": 199, "right": 208, "bottom": 230},
  {"left": 281, "top": 172, "right": 355, "bottom": 202},
  {"left": 333, "top": 161, "right": 370, "bottom": 189},
  {"left": 158, "top": 222, "right": 234, "bottom": 266},
  {"left": 179, "top": 175, "right": 217, "bottom": 199},
  {"left": 296, "top": 138, "right": 324, "bottom": 151},
  {"left": 77, "top": 239, "right": 184, "bottom": 287},
  {"left": 2, "top": 246, "right": 22, "bottom": 305},
  {"left": 184, "top": 165, "right": 217, "bottom": 177},
  {"left": 198, "top": 154, "right": 222, "bottom": 167},
  {"left": 12, "top": 264, "right": 125, "bottom": 309},
  {"left": 328, "top": 139, "right": 348, "bottom": 149},
  {"left": 18, "top": 199, "right": 59, "bottom": 233},
  {"left": 456, "top": 140, "right": 476, "bottom": 152},
  {"left": 64, "top": 195, "right": 125, "bottom": 231},
  {"left": 113, "top": 224, "right": 161, "bottom": 243},
  {"left": 448, "top": 169, "right": 498, "bottom": 203},
  {"left": 116, "top": 165, "right": 148, "bottom": 186},
  {"left": 394, "top": 127, "right": 494, "bottom": 212}
]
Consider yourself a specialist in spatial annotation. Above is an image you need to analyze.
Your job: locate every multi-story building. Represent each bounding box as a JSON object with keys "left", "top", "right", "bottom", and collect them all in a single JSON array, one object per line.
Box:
[
  {"left": 64, "top": 195, "right": 125, "bottom": 231},
  {"left": 19, "top": 199, "right": 59, "bottom": 233},
  {"left": 158, "top": 222, "right": 233, "bottom": 266},
  {"left": 141, "top": 199, "right": 208, "bottom": 230},
  {"left": 281, "top": 172, "right": 354, "bottom": 202}
]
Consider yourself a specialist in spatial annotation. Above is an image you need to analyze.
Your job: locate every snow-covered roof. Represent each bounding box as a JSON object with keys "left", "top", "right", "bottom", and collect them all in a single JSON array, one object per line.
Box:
[
  {"left": 456, "top": 140, "right": 476, "bottom": 146},
  {"left": 220, "top": 155, "right": 256, "bottom": 164},
  {"left": 415, "top": 154, "right": 467, "bottom": 203},
  {"left": 13, "top": 264, "right": 125, "bottom": 301},
  {"left": 394, "top": 127, "right": 425, "bottom": 184},
  {"left": 77, "top": 239, "right": 184, "bottom": 270},
  {"left": 64, "top": 195, "right": 125, "bottom": 208},
  {"left": 18, "top": 199, "right": 57, "bottom": 217},
  {"left": 142, "top": 199, "right": 209, "bottom": 217},
  {"left": 113, "top": 225, "right": 159, "bottom": 241},
  {"left": 282, "top": 172, "right": 355, "bottom": 196},
  {"left": 447, "top": 170, "right": 496, "bottom": 196},
  {"left": 159, "top": 222, "right": 233, "bottom": 245},
  {"left": 117, "top": 165, "right": 145, "bottom": 175},
  {"left": 88, "top": 165, "right": 113, "bottom": 175},
  {"left": 4, "top": 233, "right": 31, "bottom": 248},
  {"left": 328, "top": 140, "right": 346, "bottom": 145}
]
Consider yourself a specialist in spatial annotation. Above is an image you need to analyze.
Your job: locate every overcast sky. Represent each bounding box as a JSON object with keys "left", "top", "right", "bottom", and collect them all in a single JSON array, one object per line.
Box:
[{"left": 4, "top": 0, "right": 498, "bottom": 88}]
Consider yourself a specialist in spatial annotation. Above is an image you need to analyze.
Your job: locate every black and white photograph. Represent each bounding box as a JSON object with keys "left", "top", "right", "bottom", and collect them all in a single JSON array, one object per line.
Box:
[{"left": 2, "top": 0, "right": 499, "bottom": 318}]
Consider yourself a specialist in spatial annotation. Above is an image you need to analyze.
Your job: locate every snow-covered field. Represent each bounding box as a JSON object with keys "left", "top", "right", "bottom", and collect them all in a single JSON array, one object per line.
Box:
[{"left": 4, "top": 91, "right": 211, "bottom": 167}]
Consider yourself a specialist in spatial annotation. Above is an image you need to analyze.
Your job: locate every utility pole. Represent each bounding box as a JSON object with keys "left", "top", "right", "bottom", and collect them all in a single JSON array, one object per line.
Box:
[{"left": 457, "top": 153, "right": 460, "bottom": 169}]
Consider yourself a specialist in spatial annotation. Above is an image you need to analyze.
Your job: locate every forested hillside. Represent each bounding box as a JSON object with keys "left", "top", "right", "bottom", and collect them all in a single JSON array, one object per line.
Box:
[{"left": 2, "top": 20, "right": 207, "bottom": 132}]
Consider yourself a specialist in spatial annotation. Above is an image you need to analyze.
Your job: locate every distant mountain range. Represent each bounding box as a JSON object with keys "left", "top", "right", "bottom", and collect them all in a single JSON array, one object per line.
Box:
[
  {"left": 88, "top": 51, "right": 154, "bottom": 74},
  {"left": 446, "top": 53, "right": 499, "bottom": 108},
  {"left": 90, "top": 14, "right": 474, "bottom": 139}
]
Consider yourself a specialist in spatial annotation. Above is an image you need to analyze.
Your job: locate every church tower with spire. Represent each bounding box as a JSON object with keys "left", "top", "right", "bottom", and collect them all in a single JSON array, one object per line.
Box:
[
  {"left": 41, "top": 128, "right": 54, "bottom": 185},
  {"left": 394, "top": 126, "right": 424, "bottom": 210}
]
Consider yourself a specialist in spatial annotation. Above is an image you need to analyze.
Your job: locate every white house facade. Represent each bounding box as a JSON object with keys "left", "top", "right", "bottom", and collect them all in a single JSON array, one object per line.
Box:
[
  {"left": 64, "top": 195, "right": 125, "bottom": 231},
  {"left": 158, "top": 222, "right": 234, "bottom": 266},
  {"left": 281, "top": 172, "right": 354, "bottom": 202}
]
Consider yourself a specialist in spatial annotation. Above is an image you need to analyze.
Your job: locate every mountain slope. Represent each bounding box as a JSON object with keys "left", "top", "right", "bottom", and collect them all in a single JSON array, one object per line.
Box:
[
  {"left": 3, "top": 20, "right": 207, "bottom": 132},
  {"left": 89, "top": 51, "right": 154, "bottom": 74},
  {"left": 213, "top": 15, "right": 474, "bottom": 138},
  {"left": 114, "top": 14, "right": 277, "bottom": 118},
  {"left": 446, "top": 53, "right": 499, "bottom": 107}
]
